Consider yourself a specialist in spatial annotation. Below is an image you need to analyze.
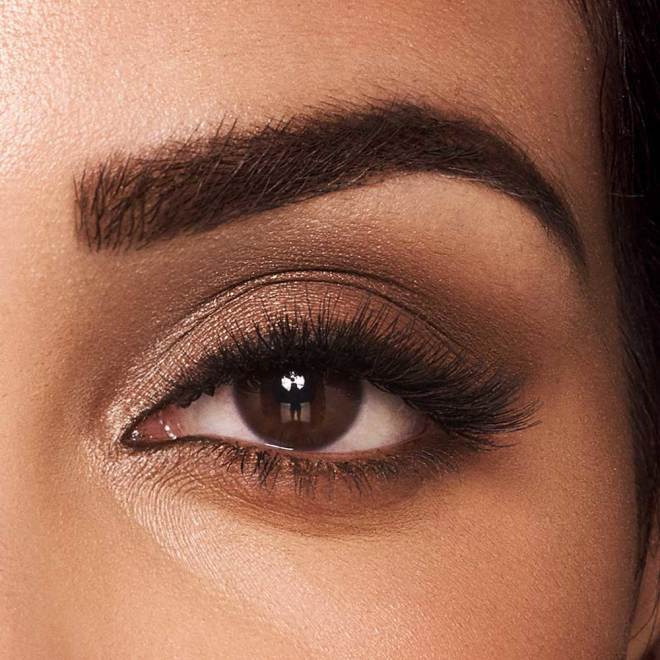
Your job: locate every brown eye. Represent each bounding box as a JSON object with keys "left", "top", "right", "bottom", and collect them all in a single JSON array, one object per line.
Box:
[
  {"left": 233, "top": 370, "right": 362, "bottom": 451},
  {"left": 134, "top": 369, "right": 427, "bottom": 455}
]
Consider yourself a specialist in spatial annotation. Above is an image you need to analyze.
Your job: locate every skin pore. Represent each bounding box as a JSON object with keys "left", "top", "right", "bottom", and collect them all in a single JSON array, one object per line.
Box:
[{"left": 0, "top": 1, "right": 657, "bottom": 658}]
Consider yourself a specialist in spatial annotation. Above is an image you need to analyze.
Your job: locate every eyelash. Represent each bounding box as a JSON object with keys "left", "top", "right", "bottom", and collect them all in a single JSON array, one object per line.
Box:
[{"left": 123, "top": 294, "right": 537, "bottom": 499}]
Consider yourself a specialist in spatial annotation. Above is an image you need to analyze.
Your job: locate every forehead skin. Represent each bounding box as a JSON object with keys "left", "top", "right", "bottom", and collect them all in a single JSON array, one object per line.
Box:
[{"left": 0, "top": 1, "right": 647, "bottom": 658}]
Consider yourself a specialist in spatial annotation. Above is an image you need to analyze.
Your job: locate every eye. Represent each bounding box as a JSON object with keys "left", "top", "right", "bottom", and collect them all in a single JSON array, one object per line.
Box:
[
  {"left": 133, "top": 368, "right": 428, "bottom": 454},
  {"left": 120, "top": 288, "right": 536, "bottom": 507}
]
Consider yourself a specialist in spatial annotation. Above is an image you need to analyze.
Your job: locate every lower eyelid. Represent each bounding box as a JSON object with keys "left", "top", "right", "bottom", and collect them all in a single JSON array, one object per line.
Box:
[{"left": 117, "top": 427, "right": 478, "bottom": 525}]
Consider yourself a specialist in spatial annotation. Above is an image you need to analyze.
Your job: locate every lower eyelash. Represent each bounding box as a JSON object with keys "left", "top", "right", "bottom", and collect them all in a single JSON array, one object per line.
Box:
[{"left": 127, "top": 429, "right": 485, "bottom": 504}]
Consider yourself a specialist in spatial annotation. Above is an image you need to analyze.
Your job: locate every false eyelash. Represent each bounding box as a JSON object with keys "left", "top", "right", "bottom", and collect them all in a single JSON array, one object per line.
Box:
[{"left": 150, "top": 294, "right": 537, "bottom": 451}]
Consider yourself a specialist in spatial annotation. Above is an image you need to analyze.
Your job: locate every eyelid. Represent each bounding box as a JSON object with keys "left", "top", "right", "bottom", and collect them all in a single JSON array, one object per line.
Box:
[{"left": 120, "top": 277, "right": 536, "bottom": 458}]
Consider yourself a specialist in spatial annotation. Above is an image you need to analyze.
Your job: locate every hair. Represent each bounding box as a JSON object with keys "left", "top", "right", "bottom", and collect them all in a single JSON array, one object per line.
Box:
[{"left": 578, "top": 0, "right": 659, "bottom": 584}]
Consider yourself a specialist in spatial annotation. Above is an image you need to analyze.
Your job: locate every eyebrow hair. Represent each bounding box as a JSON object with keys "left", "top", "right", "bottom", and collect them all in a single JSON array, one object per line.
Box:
[{"left": 75, "top": 99, "right": 585, "bottom": 266}]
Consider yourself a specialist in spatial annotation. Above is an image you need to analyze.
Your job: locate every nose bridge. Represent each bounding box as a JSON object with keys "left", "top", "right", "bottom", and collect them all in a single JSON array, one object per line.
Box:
[
  {"left": 0, "top": 460, "right": 12, "bottom": 655},
  {"left": 0, "top": 247, "right": 24, "bottom": 651},
  {"left": 0, "top": 396, "right": 78, "bottom": 656}
]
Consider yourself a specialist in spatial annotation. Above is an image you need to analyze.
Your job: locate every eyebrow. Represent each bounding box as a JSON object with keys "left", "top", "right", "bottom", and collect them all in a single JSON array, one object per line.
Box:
[{"left": 75, "top": 99, "right": 585, "bottom": 266}]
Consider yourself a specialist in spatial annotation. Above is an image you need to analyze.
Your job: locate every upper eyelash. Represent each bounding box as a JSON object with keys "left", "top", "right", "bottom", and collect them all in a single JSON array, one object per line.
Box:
[{"left": 145, "top": 293, "right": 538, "bottom": 450}]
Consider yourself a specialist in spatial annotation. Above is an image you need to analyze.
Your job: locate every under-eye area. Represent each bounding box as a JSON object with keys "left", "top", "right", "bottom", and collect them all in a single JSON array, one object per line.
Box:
[{"left": 114, "top": 276, "right": 538, "bottom": 517}]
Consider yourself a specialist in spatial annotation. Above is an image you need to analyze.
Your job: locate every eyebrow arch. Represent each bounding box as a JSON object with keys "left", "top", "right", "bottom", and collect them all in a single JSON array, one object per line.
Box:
[{"left": 75, "top": 99, "right": 585, "bottom": 267}]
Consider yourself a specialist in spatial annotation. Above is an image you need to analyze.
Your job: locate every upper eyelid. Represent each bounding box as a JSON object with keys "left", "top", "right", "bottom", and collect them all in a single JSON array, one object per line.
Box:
[
  {"left": 104, "top": 272, "right": 441, "bottom": 438},
  {"left": 147, "top": 279, "right": 466, "bottom": 400},
  {"left": 155, "top": 268, "right": 471, "bottom": 360},
  {"left": 118, "top": 279, "right": 536, "bottom": 449}
]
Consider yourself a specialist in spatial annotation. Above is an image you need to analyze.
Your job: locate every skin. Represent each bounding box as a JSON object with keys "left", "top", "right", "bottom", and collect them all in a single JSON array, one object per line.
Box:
[{"left": 0, "top": 1, "right": 657, "bottom": 658}]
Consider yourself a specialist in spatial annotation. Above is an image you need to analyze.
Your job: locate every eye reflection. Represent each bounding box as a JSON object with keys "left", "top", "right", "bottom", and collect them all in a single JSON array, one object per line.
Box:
[{"left": 235, "top": 369, "right": 362, "bottom": 451}]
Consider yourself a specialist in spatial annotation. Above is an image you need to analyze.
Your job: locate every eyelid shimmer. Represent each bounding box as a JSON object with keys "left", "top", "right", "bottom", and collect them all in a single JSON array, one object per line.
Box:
[{"left": 116, "top": 276, "right": 534, "bottom": 439}]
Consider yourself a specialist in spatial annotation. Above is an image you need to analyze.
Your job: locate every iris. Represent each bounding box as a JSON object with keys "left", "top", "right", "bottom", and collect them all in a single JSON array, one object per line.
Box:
[{"left": 234, "top": 370, "right": 362, "bottom": 451}]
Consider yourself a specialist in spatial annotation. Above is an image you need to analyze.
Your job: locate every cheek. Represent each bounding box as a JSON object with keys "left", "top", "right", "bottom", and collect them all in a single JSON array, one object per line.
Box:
[{"left": 270, "top": 394, "right": 636, "bottom": 657}]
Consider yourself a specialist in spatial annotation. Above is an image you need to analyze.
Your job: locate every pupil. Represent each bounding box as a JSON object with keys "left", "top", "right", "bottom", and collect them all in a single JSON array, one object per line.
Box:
[{"left": 234, "top": 369, "right": 362, "bottom": 451}]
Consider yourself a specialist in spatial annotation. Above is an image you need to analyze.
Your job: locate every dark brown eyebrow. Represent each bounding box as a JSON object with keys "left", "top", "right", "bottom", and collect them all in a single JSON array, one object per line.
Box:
[{"left": 75, "top": 99, "right": 585, "bottom": 266}]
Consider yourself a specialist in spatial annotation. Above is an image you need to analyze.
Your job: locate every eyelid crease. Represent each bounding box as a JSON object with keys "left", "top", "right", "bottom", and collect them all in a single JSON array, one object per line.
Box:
[{"left": 133, "top": 267, "right": 504, "bottom": 374}]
